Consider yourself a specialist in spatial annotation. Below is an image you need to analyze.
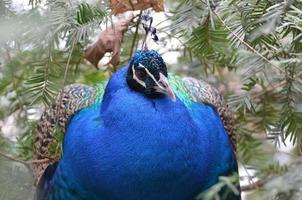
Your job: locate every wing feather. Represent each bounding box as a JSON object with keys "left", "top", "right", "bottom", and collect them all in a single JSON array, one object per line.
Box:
[
  {"left": 182, "top": 77, "right": 237, "bottom": 152},
  {"left": 33, "top": 82, "right": 106, "bottom": 184}
]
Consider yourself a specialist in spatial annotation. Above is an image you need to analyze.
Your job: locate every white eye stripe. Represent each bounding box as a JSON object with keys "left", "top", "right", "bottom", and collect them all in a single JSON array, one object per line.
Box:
[
  {"left": 137, "top": 63, "right": 146, "bottom": 69},
  {"left": 145, "top": 68, "right": 159, "bottom": 85},
  {"left": 132, "top": 65, "right": 146, "bottom": 88},
  {"left": 140, "top": 63, "right": 167, "bottom": 90},
  {"left": 134, "top": 63, "right": 167, "bottom": 90},
  {"left": 139, "top": 64, "right": 154, "bottom": 80},
  {"left": 138, "top": 63, "right": 162, "bottom": 88}
]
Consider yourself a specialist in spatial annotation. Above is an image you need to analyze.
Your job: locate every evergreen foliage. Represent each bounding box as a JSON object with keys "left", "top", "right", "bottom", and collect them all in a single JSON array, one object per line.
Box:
[{"left": 0, "top": 0, "right": 302, "bottom": 199}]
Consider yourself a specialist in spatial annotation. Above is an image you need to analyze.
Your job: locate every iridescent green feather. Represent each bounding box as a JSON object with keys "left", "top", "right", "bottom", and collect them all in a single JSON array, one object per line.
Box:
[
  {"left": 168, "top": 73, "right": 194, "bottom": 107},
  {"left": 93, "top": 81, "right": 108, "bottom": 103}
]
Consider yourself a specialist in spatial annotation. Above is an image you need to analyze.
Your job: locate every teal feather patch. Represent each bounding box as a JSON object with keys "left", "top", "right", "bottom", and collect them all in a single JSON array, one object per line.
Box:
[
  {"left": 168, "top": 73, "right": 194, "bottom": 107},
  {"left": 93, "top": 81, "right": 108, "bottom": 103}
]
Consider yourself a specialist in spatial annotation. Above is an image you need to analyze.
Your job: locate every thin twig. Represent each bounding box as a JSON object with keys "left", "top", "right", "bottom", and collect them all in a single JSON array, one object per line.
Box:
[
  {"left": 242, "top": 165, "right": 257, "bottom": 190},
  {"left": 241, "top": 179, "right": 263, "bottom": 191},
  {"left": 252, "top": 69, "right": 302, "bottom": 99},
  {"left": 62, "top": 35, "right": 78, "bottom": 87},
  {"left": 129, "top": 11, "right": 142, "bottom": 59},
  {"left": 26, "top": 158, "right": 50, "bottom": 164},
  {"left": 252, "top": 80, "right": 286, "bottom": 99},
  {"left": 0, "top": 151, "right": 28, "bottom": 165},
  {"left": 55, "top": 35, "right": 78, "bottom": 116},
  {"left": 109, "top": 14, "right": 117, "bottom": 72},
  {"left": 0, "top": 151, "right": 49, "bottom": 166}
]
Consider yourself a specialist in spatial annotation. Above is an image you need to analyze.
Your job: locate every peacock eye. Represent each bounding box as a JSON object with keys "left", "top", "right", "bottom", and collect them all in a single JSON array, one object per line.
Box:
[{"left": 135, "top": 69, "right": 147, "bottom": 80}]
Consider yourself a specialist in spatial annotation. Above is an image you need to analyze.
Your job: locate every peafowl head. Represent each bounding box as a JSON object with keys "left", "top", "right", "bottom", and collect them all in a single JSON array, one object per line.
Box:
[{"left": 127, "top": 50, "right": 176, "bottom": 101}]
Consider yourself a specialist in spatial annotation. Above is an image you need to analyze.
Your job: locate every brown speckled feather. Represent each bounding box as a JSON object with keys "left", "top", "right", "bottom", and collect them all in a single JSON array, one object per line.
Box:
[
  {"left": 182, "top": 77, "right": 237, "bottom": 152},
  {"left": 33, "top": 83, "right": 105, "bottom": 185}
]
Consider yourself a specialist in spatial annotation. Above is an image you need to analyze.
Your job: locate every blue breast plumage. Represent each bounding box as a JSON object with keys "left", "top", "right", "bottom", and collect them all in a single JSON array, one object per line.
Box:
[{"left": 35, "top": 50, "right": 239, "bottom": 200}]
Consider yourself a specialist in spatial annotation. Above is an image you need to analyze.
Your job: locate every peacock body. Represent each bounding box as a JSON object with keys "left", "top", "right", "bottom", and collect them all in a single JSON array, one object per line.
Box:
[{"left": 34, "top": 50, "right": 240, "bottom": 200}]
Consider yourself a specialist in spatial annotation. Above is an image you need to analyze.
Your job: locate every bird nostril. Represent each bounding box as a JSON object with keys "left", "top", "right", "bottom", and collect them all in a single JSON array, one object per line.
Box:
[
  {"left": 159, "top": 81, "right": 168, "bottom": 89},
  {"left": 156, "top": 80, "right": 166, "bottom": 90}
]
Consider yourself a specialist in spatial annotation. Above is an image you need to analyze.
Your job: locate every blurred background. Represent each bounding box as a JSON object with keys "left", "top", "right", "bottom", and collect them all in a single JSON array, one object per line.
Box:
[{"left": 0, "top": 0, "right": 302, "bottom": 199}]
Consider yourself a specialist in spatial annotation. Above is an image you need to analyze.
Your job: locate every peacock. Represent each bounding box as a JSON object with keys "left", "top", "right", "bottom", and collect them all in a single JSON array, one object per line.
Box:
[{"left": 33, "top": 50, "right": 240, "bottom": 200}]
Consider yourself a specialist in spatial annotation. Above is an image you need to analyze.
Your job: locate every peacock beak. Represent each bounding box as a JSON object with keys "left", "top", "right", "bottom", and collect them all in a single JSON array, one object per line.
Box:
[{"left": 154, "top": 73, "right": 176, "bottom": 102}]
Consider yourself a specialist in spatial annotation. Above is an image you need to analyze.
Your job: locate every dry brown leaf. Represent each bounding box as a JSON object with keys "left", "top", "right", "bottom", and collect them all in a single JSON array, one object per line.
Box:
[
  {"left": 84, "top": 15, "right": 133, "bottom": 70},
  {"left": 109, "top": 0, "right": 164, "bottom": 15}
]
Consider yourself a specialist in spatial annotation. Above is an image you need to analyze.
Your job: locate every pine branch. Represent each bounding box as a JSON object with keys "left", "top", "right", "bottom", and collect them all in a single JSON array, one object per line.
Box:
[{"left": 207, "top": 2, "right": 287, "bottom": 76}]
